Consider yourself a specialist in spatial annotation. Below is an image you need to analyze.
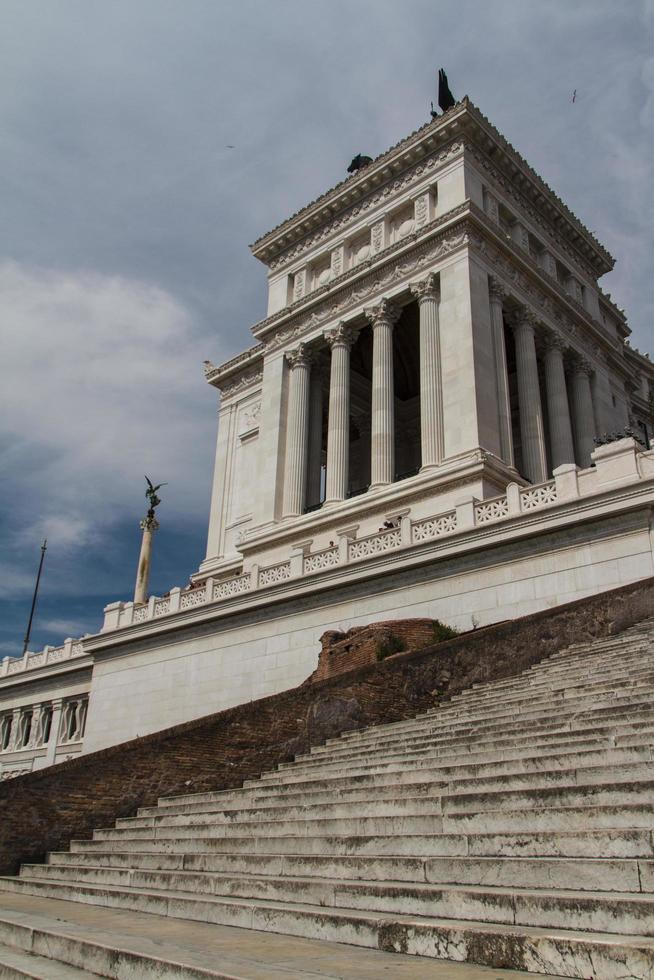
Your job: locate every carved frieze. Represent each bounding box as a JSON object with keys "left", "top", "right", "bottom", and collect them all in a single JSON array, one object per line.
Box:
[
  {"left": 262, "top": 220, "right": 471, "bottom": 353},
  {"left": 219, "top": 368, "right": 264, "bottom": 399},
  {"left": 266, "top": 142, "right": 464, "bottom": 271}
]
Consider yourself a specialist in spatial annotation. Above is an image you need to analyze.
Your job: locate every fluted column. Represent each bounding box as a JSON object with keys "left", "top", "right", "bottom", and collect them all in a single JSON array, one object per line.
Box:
[
  {"left": 282, "top": 344, "right": 312, "bottom": 517},
  {"left": 488, "top": 277, "right": 514, "bottom": 466},
  {"left": 543, "top": 333, "right": 575, "bottom": 470},
  {"left": 306, "top": 365, "right": 325, "bottom": 508},
  {"left": 324, "top": 323, "right": 357, "bottom": 504},
  {"left": 365, "top": 299, "right": 400, "bottom": 488},
  {"left": 410, "top": 273, "right": 444, "bottom": 469},
  {"left": 511, "top": 310, "right": 548, "bottom": 484},
  {"left": 571, "top": 358, "right": 596, "bottom": 467}
]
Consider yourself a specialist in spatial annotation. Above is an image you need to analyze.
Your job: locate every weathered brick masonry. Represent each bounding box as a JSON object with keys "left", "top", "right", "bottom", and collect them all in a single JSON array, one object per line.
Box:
[
  {"left": 1, "top": 577, "right": 653, "bottom": 877},
  {"left": 311, "top": 618, "right": 443, "bottom": 682}
]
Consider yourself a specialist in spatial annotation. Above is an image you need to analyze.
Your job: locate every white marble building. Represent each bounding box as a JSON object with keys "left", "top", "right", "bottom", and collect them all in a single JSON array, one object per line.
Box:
[{"left": 3, "top": 98, "right": 654, "bottom": 776}]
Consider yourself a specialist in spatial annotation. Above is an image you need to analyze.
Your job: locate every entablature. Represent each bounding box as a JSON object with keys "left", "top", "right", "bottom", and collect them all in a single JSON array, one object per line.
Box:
[
  {"left": 245, "top": 202, "right": 630, "bottom": 384},
  {"left": 251, "top": 98, "right": 614, "bottom": 282},
  {"left": 204, "top": 344, "right": 264, "bottom": 397}
]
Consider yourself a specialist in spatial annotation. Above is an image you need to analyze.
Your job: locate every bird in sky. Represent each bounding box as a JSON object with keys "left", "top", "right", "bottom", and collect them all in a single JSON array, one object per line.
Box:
[{"left": 572, "top": 89, "right": 577, "bottom": 103}]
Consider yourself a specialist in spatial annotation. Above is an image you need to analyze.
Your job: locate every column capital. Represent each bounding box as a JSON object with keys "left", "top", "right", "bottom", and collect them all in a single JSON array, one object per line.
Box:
[
  {"left": 488, "top": 276, "right": 510, "bottom": 303},
  {"left": 324, "top": 321, "right": 359, "bottom": 351},
  {"left": 572, "top": 355, "right": 593, "bottom": 377},
  {"left": 410, "top": 273, "right": 439, "bottom": 305},
  {"left": 511, "top": 307, "right": 540, "bottom": 334},
  {"left": 364, "top": 298, "right": 401, "bottom": 329},
  {"left": 542, "top": 330, "right": 567, "bottom": 354},
  {"left": 285, "top": 343, "right": 313, "bottom": 370}
]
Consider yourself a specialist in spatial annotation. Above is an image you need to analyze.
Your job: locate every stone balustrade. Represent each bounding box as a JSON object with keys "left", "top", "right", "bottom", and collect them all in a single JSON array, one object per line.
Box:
[
  {"left": 93, "top": 438, "right": 654, "bottom": 633},
  {"left": 0, "top": 637, "right": 86, "bottom": 681}
]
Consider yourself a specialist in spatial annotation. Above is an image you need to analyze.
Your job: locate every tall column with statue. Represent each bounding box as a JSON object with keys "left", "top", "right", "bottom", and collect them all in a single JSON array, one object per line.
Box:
[{"left": 134, "top": 476, "right": 166, "bottom": 605}]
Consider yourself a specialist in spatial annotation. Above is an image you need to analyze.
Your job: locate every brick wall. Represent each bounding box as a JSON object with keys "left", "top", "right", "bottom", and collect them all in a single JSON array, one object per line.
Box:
[
  {"left": 311, "top": 619, "right": 440, "bottom": 681},
  {"left": 0, "top": 576, "right": 652, "bottom": 877}
]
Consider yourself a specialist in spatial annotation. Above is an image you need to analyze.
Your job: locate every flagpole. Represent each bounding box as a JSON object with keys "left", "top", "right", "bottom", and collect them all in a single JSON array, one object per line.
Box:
[{"left": 22, "top": 539, "right": 47, "bottom": 656}]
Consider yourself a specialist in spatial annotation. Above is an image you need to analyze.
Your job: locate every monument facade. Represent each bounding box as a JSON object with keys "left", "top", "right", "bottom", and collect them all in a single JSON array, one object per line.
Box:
[{"left": 2, "top": 98, "right": 654, "bottom": 777}]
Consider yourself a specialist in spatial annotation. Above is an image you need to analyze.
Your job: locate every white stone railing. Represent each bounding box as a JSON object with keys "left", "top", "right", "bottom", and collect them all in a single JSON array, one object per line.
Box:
[
  {"left": 304, "top": 546, "right": 339, "bottom": 574},
  {"left": 100, "top": 440, "right": 654, "bottom": 634},
  {"left": 1, "top": 638, "right": 86, "bottom": 682}
]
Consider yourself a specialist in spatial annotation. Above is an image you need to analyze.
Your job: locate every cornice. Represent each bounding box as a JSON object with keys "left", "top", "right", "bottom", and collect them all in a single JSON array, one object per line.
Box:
[
  {"left": 250, "top": 98, "right": 613, "bottom": 279},
  {"left": 257, "top": 212, "right": 473, "bottom": 353},
  {"left": 204, "top": 344, "right": 264, "bottom": 393},
  {"left": 251, "top": 202, "right": 470, "bottom": 345},
  {"left": 264, "top": 141, "right": 465, "bottom": 273}
]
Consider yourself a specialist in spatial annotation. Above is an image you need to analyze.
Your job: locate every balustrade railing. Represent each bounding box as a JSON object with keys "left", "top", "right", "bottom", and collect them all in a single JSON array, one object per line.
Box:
[
  {"left": 99, "top": 440, "right": 653, "bottom": 633},
  {"left": 1, "top": 637, "right": 87, "bottom": 681}
]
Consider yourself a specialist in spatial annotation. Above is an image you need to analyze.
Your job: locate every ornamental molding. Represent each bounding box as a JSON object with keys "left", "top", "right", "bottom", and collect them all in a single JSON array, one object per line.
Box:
[
  {"left": 466, "top": 217, "right": 623, "bottom": 371},
  {"left": 364, "top": 298, "right": 402, "bottom": 328},
  {"left": 410, "top": 272, "right": 440, "bottom": 304},
  {"left": 219, "top": 367, "right": 263, "bottom": 399},
  {"left": 265, "top": 141, "right": 465, "bottom": 272},
  {"left": 254, "top": 201, "right": 470, "bottom": 345},
  {"left": 324, "top": 321, "right": 360, "bottom": 350},
  {"left": 285, "top": 343, "right": 314, "bottom": 369},
  {"left": 466, "top": 142, "right": 600, "bottom": 281},
  {"left": 261, "top": 219, "right": 472, "bottom": 353}
]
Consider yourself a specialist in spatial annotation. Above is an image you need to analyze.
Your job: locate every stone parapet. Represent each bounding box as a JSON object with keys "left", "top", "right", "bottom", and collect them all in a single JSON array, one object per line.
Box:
[{"left": 99, "top": 439, "right": 654, "bottom": 636}]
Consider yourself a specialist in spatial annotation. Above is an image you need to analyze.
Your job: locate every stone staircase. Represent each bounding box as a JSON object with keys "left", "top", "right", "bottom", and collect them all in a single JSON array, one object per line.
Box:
[{"left": 2, "top": 620, "right": 654, "bottom": 978}]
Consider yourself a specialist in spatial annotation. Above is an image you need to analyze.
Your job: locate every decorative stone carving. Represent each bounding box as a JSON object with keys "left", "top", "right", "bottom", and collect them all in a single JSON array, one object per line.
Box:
[
  {"left": 475, "top": 498, "right": 510, "bottom": 523},
  {"left": 410, "top": 272, "right": 440, "bottom": 305},
  {"left": 412, "top": 513, "right": 457, "bottom": 542},
  {"left": 213, "top": 575, "right": 250, "bottom": 601},
  {"left": 260, "top": 209, "right": 470, "bottom": 352},
  {"left": 259, "top": 562, "right": 291, "bottom": 587},
  {"left": 180, "top": 588, "right": 207, "bottom": 610},
  {"left": 219, "top": 368, "right": 264, "bottom": 399},
  {"left": 304, "top": 548, "right": 339, "bottom": 574},
  {"left": 349, "top": 528, "right": 402, "bottom": 560},
  {"left": 264, "top": 141, "right": 464, "bottom": 271},
  {"left": 521, "top": 483, "right": 557, "bottom": 510}
]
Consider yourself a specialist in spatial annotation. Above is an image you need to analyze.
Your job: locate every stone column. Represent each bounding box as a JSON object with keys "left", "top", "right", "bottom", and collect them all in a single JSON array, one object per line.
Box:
[
  {"left": 44, "top": 699, "right": 63, "bottom": 766},
  {"left": 8, "top": 709, "right": 21, "bottom": 751},
  {"left": 571, "top": 358, "right": 596, "bottom": 467},
  {"left": 282, "top": 344, "right": 312, "bottom": 517},
  {"left": 324, "top": 323, "right": 357, "bottom": 504},
  {"left": 306, "top": 364, "right": 325, "bottom": 508},
  {"left": 365, "top": 299, "right": 400, "bottom": 488},
  {"left": 543, "top": 333, "right": 575, "bottom": 470},
  {"left": 410, "top": 273, "right": 444, "bottom": 469},
  {"left": 488, "top": 277, "right": 514, "bottom": 467},
  {"left": 511, "top": 310, "right": 548, "bottom": 484}
]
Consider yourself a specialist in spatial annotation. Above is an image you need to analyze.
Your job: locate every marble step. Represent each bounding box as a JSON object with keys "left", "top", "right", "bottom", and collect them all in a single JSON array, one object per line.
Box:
[
  {"left": 5, "top": 874, "right": 654, "bottom": 944},
  {"left": 115, "top": 794, "right": 445, "bottom": 831},
  {"left": 0, "top": 911, "right": 227, "bottom": 980},
  {"left": 49, "top": 827, "right": 654, "bottom": 862},
  {"left": 153, "top": 744, "right": 652, "bottom": 813},
  {"left": 250, "top": 734, "right": 652, "bottom": 787},
  {"left": 123, "top": 764, "right": 654, "bottom": 831},
  {"left": 0, "top": 941, "right": 100, "bottom": 979},
  {"left": 440, "top": 676, "right": 654, "bottom": 715},
  {"left": 0, "top": 888, "right": 648, "bottom": 980},
  {"left": 23, "top": 852, "right": 654, "bottom": 893},
  {"left": 142, "top": 753, "right": 654, "bottom": 819},
  {"left": 96, "top": 777, "right": 654, "bottom": 840},
  {"left": 273, "top": 725, "right": 654, "bottom": 779},
  {"left": 300, "top": 696, "right": 654, "bottom": 759},
  {"left": 66, "top": 802, "right": 654, "bottom": 849}
]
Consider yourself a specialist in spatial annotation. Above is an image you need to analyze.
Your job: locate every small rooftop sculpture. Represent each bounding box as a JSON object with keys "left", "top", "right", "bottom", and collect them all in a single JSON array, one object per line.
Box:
[
  {"left": 431, "top": 67, "right": 456, "bottom": 118},
  {"left": 347, "top": 154, "right": 373, "bottom": 174},
  {"left": 141, "top": 476, "right": 167, "bottom": 532}
]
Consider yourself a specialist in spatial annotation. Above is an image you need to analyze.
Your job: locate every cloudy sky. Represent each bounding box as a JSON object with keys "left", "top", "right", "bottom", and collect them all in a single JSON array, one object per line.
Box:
[{"left": 1, "top": 0, "right": 653, "bottom": 657}]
